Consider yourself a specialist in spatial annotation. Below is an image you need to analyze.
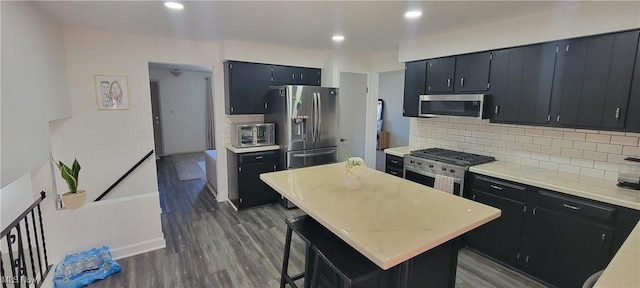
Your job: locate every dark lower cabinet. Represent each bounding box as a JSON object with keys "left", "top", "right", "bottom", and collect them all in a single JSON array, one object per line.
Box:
[
  {"left": 465, "top": 173, "right": 640, "bottom": 288},
  {"left": 227, "top": 149, "right": 280, "bottom": 210},
  {"left": 403, "top": 61, "right": 426, "bottom": 117},
  {"left": 384, "top": 154, "right": 404, "bottom": 178},
  {"left": 520, "top": 207, "right": 613, "bottom": 288},
  {"left": 464, "top": 190, "right": 525, "bottom": 265}
]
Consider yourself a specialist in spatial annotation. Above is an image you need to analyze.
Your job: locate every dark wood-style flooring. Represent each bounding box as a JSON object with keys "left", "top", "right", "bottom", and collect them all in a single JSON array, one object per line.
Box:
[{"left": 88, "top": 156, "right": 548, "bottom": 288}]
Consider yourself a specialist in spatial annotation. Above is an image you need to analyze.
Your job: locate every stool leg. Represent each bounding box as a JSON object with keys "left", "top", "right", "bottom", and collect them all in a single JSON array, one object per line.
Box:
[
  {"left": 280, "top": 226, "right": 294, "bottom": 288},
  {"left": 303, "top": 244, "right": 313, "bottom": 288},
  {"left": 310, "top": 252, "right": 322, "bottom": 288}
]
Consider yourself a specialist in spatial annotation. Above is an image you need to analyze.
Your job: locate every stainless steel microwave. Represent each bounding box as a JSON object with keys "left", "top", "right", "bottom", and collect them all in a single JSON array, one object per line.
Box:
[
  {"left": 231, "top": 123, "right": 275, "bottom": 147},
  {"left": 418, "top": 94, "right": 489, "bottom": 119}
]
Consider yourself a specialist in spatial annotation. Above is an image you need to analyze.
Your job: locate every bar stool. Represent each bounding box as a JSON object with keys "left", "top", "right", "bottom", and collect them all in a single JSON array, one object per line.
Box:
[
  {"left": 310, "top": 234, "right": 382, "bottom": 288},
  {"left": 280, "top": 215, "right": 331, "bottom": 288}
]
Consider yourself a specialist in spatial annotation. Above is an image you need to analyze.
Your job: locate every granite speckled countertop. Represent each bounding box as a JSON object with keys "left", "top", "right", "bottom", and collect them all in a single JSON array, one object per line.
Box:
[
  {"left": 260, "top": 163, "right": 500, "bottom": 270},
  {"left": 470, "top": 161, "right": 640, "bottom": 211}
]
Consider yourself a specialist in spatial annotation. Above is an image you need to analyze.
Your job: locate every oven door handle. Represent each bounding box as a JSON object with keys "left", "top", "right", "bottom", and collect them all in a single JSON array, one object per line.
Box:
[{"left": 404, "top": 168, "right": 463, "bottom": 183}]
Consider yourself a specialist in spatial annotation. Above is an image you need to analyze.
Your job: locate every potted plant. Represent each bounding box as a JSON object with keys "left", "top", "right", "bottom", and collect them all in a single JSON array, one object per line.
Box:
[
  {"left": 53, "top": 157, "right": 85, "bottom": 209},
  {"left": 343, "top": 157, "right": 366, "bottom": 190}
]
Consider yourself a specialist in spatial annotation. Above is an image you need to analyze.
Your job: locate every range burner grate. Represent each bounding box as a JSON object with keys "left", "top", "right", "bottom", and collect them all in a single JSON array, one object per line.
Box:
[{"left": 410, "top": 148, "right": 495, "bottom": 166}]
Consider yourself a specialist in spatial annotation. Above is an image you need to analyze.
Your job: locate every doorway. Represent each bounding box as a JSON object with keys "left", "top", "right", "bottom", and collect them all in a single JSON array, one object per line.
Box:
[
  {"left": 338, "top": 72, "right": 368, "bottom": 161},
  {"left": 150, "top": 80, "right": 164, "bottom": 157}
]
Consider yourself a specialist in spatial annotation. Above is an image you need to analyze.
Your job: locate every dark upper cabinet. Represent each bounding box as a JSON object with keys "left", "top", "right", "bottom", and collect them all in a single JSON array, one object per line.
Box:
[
  {"left": 403, "top": 60, "right": 427, "bottom": 117},
  {"left": 271, "top": 65, "right": 321, "bottom": 86},
  {"left": 426, "top": 53, "right": 491, "bottom": 93},
  {"left": 550, "top": 31, "right": 639, "bottom": 128},
  {"left": 625, "top": 35, "right": 640, "bottom": 132},
  {"left": 298, "top": 67, "right": 322, "bottom": 86},
  {"left": 490, "top": 43, "right": 556, "bottom": 124},
  {"left": 426, "top": 57, "right": 455, "bottom": 93},
  {"left": 455, "top": 52, "right": 492, "bottom": 93},
  {"left": 224, "top": 61, "right": 271, "bottom": 115}
]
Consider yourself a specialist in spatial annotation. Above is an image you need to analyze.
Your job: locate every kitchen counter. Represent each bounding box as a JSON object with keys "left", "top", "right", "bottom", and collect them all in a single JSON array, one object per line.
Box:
[
  {"left": 470, "top": 161, "right": 640, "bottom": 211},
  {"left": 260, "top": 163, "right": 500, "bottom": 270},
  {"left": 594, "top": 220, "right": 640, "bottom": 287},
  {"left": 383, "top": 146, "right": 426, "bottom": 157},
  {"left": 225, "top": 143, "right": 280, "bottom": 154}
]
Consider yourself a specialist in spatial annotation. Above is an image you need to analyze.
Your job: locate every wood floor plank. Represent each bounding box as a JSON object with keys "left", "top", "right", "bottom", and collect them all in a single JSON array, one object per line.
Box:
[{"left": 87, "top": 156, "right": 549, "bottom": 288}]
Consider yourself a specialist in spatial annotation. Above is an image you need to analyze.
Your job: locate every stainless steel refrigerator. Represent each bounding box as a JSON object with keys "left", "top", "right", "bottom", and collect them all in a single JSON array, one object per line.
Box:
[{"left": 265, "top": 85, "right": 339, "bottom": 208}]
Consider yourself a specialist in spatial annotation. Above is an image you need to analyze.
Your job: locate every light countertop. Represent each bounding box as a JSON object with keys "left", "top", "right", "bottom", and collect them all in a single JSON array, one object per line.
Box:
[
  {"left": 260, "top": 163, "right": 501, "bottom": 270},
  {"left": 225, "top": 144, "right": 280, "bottom": 154},
  {"left": 383, "top": 146, "right": 426, "bottom": 157},
  {"left": 595, "top": 220, "right": 640, "bottom": 287},
  {"left": 469, "top": 161, "right": 640, "bottom": 211}
]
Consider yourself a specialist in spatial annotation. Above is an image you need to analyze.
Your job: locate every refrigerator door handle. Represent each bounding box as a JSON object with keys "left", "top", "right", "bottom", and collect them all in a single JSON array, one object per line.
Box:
[
  {"left": 313, "top": 92, "right": 319, "bottom": 144},
  {"left": 292, "top": 149, "right": 336, "bottom": 158},
  {"left": 311, "top": 92, "right": 316, "bottom": 144},
  {"left": 317, "top": 91, "right": 322, "bottom": 142}
]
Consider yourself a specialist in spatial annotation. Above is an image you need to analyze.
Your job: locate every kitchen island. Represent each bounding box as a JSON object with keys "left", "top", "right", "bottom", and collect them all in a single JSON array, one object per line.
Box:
[{"left": 260, "top": 163, "right": 500, "bottom": 287}]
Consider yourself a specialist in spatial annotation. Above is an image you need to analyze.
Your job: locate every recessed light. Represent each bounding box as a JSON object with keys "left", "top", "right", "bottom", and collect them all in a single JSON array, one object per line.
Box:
[
  {"left": 405, "top": 10, "right": 422, "bottom": 19},
  {"left": 164, "top": 2, "right": 184, "bottom": 10},
  {"left": 332, "top": 35, "right": 345, "bottom": 42}
]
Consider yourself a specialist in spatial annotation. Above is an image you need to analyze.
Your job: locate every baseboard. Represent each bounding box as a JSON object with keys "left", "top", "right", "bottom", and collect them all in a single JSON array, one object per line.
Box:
[
  {"left": 110, "top": 237, "right": 166, "bottom": 260},
  {"left": 205, "top": 181, "right": 218, "bottom": 198}
]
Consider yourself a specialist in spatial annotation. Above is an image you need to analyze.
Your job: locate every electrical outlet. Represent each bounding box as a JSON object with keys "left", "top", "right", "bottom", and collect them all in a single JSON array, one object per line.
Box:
[{"left": 136, "top": 129, "right": 145, "bottom": 138}]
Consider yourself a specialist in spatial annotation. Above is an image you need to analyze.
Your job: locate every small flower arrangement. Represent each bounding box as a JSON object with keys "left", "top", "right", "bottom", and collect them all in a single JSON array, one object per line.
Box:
[{"left": 343, "top": 156, "right": 366, "bottom": 177}]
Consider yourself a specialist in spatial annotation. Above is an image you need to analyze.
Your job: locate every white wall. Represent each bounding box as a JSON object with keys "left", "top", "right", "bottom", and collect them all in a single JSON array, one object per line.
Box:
[
  {"left": 378, "top": 70, "right": 409, "bottom": 148},
  {"left": 399, "top": 1, "right": 640, "bottom": 62},
  {"left": 1, "top": 1, "right": 71, "bottom": 188},
  {"left": 149, "top": 69, "right": 211, "bottom": 155},
  {"left": 0, "top": 174, "right": 35, "bottom": 229}
]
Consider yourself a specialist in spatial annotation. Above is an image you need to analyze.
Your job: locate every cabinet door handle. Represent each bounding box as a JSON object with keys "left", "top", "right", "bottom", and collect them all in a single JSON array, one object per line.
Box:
[
  {"left": 601, "top": 233, "right": 606, "bottom": 247},
  {"left": 447, "top": 78, "right": 451, "bottom": 87},
  {"left": 255, "top": 156, "right": 263, "bottom": 160},
  {"left": 615, "top": 107, "right": 621, "bottom": 121},
  {"left": 300, "top": 74, "right": 303, "bottom": 80},
  {"left": 494, "top": 105, "right": 499, "bottom": 116},
  {"left": 389, "top": 170, "right": 398, "bottom": 175},
  {"left": 460, "top": 77, "right": 465, "bottom": 87},
  {"left": 391, "top": 160, "right": 398, "bottom": 164},
  {"left": 264, "top": 102, "right": 268, "bottom": 109},
  {"left": 562, "top": 203, "right": 581, "bottom": 210},
  {"left": 292, "top": 73, "right": 295, "bottom": 80},
  {"left": 557, "top": 115, "right": 561, "bottom": 123},
  {"left": 490, "top": 185, "right": 502, "bottom": 190},
  {"left": 472, "top": 194, "right": 476, "bottom": 200}
]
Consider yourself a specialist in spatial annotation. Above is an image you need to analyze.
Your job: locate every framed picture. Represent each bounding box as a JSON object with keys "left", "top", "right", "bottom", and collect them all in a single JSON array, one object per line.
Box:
[{"left": 95, "top": 75, "right": 129, "bottom": 110}]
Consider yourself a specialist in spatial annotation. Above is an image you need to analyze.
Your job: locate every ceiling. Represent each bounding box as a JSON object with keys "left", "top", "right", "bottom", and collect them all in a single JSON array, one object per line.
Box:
[{"left": 35, "top": 1, "right": 579, "bottom": 54}]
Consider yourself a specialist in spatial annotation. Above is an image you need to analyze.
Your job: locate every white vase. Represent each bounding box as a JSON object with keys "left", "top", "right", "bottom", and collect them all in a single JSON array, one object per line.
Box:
[{"left": 344, "top": 174, "right": 362, "bottom": 191}]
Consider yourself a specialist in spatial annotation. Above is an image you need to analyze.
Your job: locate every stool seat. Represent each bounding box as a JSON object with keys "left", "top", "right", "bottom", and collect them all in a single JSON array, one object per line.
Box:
[
  {"left": 311, "top": 233, "right": 382, "bottom": 287},
  {"left": 281, "top": 215, "right": 331, "bottom": 288}
]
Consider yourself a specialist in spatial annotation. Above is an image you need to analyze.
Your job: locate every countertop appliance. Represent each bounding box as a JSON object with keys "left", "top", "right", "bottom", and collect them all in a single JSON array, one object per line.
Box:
[
  {"left": 418, "top": 94, "right": 489, "bottom": 119},
  {"left": 618, "top": 157, "right": 640, "bottom": 190},
  {"left": 404, "top": 148, "right": 496, "bottom": 196},
  {"left": 265, "top": 85, "right": 339, "bottom": 208},
  {"left": 230, "top": 123, "right": 275, "bottom": 148}
]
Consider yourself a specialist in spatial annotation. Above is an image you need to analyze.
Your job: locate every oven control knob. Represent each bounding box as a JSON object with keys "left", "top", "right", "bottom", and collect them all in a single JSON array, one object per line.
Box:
[
  {"left": 417, "top": 161, "right": 422, "bottom": 165},
  {"left": 442, "top": 167, "right": 447, "bottom": 171},
  {"left": 450, "top": 169, "right": 455, "bottom": 173},
  {"left": 410, "top": 160, "right": 415, "bottom": 164},
  {"left": 428, "top": 164, "right": 434, "bottom": 168}
]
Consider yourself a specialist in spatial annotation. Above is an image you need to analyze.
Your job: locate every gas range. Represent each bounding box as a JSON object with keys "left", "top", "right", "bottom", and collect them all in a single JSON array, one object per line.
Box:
[{"left": 403, "top": 148, "right": 495, "bottom": 196}]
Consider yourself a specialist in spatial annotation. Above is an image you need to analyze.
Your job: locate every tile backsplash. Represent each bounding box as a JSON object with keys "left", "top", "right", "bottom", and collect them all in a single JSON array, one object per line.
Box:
[
  {"left": 409, "top": 118, "right": 640, "bottom": 180},
  {"left": 223, "top": 114, "right": 264, "bottom": 144}
]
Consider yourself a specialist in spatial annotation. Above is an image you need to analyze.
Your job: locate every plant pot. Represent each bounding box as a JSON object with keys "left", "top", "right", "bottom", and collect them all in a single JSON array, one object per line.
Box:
[
  {"left": 62, "top": 190, "right": 86, "bottom": 210},
  {"left": 344, "top": 174, "right": 362, "bottom": 191}
]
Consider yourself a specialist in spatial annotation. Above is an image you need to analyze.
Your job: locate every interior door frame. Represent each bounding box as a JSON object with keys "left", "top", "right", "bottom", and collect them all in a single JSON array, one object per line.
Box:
[
  {"left": 149, "top": 79, "right": 165, "bottom": 157},
  {"left": 337, "top": 71, "right": 373, "bottom": 164}
]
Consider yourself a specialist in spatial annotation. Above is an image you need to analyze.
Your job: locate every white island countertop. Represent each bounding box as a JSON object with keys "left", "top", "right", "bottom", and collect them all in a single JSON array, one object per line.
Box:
[
  {"left": 260, "top": 163, "right": 501, "bottom": 270},
  {"left": 595, "top": 220, "right": 640, "bottom": 287},
  {"left": 470, "top": 161, "right": 640, "bottom": 210}
]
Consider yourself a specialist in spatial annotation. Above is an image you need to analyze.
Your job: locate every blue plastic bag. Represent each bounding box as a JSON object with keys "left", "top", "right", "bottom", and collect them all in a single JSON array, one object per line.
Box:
[{"left": 53, "top": 246, "right": 121, "bottom": 288}]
